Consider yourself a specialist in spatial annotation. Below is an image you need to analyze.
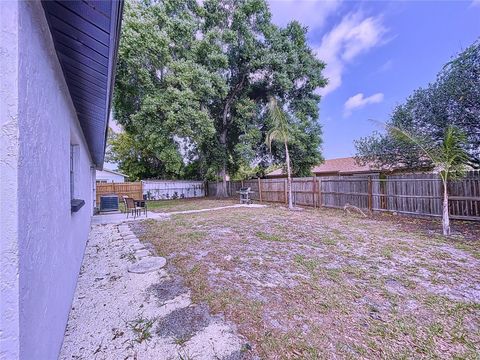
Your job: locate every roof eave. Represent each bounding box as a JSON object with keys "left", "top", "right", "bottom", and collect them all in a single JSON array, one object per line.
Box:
[{"left": 98, "top": 0, "right": 123, "bottom": 170}]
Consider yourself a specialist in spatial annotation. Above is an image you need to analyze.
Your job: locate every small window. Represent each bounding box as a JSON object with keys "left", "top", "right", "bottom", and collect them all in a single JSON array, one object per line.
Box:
[
  {"left": 70, "top": 144, "right": 84, "bottom": 212},
  {"left": 70, "top": 144, "right": 76, "bottom": 200}
]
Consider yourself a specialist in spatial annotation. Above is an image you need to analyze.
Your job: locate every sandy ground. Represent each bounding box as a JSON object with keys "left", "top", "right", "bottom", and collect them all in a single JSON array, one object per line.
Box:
[
  {"left": 60, "top": 221, "right": 250, "bottom": 360},
  {"left": 133, "top": 204, "right": 480, "bottom": 359}
]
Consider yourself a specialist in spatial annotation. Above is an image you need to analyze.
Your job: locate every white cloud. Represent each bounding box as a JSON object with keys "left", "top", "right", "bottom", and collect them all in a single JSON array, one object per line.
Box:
[
  {"left": 343, "top": 92, "right": 384, "bottom": 116},
  {"left": 378, "top": 59, "right": 393, "bottom": 73},
  {"left": 268, "top": 0, "right": 341, "bottom": 30},
  {"left": 315, "top": 12, "right": 388, "bottom": 96},
  {"left": 471, "top": 0, "right": 480, "bottom": 7}
]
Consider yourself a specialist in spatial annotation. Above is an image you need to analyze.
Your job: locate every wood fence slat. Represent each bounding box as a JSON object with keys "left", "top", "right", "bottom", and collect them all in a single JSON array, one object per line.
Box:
[{"left": 96, "top": 181, "right": 143, "bottom": 205}]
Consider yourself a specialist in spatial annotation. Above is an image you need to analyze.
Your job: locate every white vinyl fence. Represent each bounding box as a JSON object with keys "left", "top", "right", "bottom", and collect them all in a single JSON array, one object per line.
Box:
[{"left": 142, "top": 180, "right": 205, "bottom": 200}]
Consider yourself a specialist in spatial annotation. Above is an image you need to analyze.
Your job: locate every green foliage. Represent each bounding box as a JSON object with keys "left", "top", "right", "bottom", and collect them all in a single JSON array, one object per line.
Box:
[
  {"left": 266, "top": 97, "right": 290, "bottom": 150},
  {"left": 230, "top": 164, "right": 262, "bottom": 181},
  {"left": 111, "top": 0, "right": 326, "bottom": 181},
  {"left": 388, "top": 125, "right": 469, "bottom": 181},
  {"left": 355, "top": 40, "right": 480, "bottom": 170},
  {"left": 387, "top": 124, "right": 469, "bottom": 236}
]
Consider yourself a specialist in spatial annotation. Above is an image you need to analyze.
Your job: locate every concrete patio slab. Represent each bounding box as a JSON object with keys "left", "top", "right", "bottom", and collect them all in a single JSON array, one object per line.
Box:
[{"left": 91, "top": 203, "right": 266, "bottom": 225}]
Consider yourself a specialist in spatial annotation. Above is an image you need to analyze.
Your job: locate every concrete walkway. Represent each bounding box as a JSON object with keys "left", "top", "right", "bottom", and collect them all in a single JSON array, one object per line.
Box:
[
  {"left": 92, "top": 203, "right": 266, "bottom": 225},
  {"left": 60, "top": 222, "right": 249, "bottom": 360}
]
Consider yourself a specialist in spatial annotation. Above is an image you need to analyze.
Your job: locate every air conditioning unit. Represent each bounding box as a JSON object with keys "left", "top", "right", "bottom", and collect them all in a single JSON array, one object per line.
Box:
[{"left": 100, "top": 195, "right": 119, "bottom": 212}]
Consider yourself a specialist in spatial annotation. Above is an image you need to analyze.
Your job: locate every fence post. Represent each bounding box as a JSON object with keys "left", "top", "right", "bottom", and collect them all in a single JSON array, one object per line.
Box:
[
  {"left": 258, "top": 178, "right": 263, "bottom": 202},
  {"left": 312, "top": 175, "right": 316, "bottom": 208},
  {"left": 318, "top": 178, "right": 322, "bottom": 208},
  {"left": 368, "top": 176, "right": 373, "bottom": 212}
]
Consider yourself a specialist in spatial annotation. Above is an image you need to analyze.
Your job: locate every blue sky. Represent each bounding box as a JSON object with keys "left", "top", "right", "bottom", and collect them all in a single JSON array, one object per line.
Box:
[{"left": 268, "top": 0, "right": 480, "bottom": 159}]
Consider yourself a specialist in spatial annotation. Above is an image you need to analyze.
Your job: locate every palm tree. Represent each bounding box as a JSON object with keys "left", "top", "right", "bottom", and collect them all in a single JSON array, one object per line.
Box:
[
  {"left": 266, "top": 97, "right": 294, "bottom": 209},
  {"left": 388, "top": 125, "right": 469, "bottom": 236}
]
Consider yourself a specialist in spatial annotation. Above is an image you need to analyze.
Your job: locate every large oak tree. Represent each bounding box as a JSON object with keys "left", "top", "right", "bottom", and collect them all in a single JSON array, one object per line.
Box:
[{"left": 111, "top": 0, "right": 327, "bottom": 193}]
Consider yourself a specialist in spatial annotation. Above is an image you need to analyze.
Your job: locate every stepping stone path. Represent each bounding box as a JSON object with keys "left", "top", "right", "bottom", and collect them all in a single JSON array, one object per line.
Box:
[
  {"left": 128, "top": 256, "right": 167, "bottom": 274},
  {"left": 135, "top": 249, "right": 150, "bottom": 259},
  {"left": 130, "top": 243, "right": 145, "bottom": 251},
  {"left": 119, "top": 223, "right": 167, "bottom": 273},
  {"left": 61, "top": 221, "right": 247, "bottom": 360}
]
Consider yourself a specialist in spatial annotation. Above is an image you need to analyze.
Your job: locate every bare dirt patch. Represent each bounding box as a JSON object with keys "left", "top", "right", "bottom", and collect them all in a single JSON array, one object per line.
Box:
[{"left": 133, "top": 203, "right": 480, "bottom": 359}]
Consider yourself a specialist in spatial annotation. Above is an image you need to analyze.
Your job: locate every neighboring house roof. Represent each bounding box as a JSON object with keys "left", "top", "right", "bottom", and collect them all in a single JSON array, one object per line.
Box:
[
  {"left": 266, "top": 157, "right": 384, "bottom": 177},
  {"left": 266, "top": 168, "right": 284, "bottom": 177},
  {"left": 42, "top": 1, "right": 124, "bottom": 169},
  {"left": 312, "top": 157, "right": 378, "bottom": 175},
  {"left": 98, "top": 169, "right": 127, "bottom": 177}
]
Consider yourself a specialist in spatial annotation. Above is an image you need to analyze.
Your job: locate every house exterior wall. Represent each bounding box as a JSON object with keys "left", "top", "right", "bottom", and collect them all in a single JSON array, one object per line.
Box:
[
  {"left": 96, "top": 170, "right": 126, "bottom": 183},
  {"left": 0, "top": 2, "right": 20, "bottom": 359},
  {"left": 1, "top": 2, "right": 95, "bottom": 359}
]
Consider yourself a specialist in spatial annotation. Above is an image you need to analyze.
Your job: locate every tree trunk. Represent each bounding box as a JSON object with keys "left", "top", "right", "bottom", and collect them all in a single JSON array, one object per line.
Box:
[
  {"left": 216, "top": 164, "right": 228, "bottom": 197},
  {"left": 216, "top": 123, "right": 228, "bottom": 198},
  {"left": 215, "top": 75, "right": 246, "bottom": 198},
  {"left": 442, "top": 178, "right": 450, "bottom": 236},
  {"left": 285, "top": 141, "right": 293, "bottom": 209}
]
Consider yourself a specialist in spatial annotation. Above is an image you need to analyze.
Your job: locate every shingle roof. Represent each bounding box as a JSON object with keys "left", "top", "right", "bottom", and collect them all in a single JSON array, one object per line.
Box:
[
  {"left": 312, "top": 157, "right": 377, "bottom": 174},
  {"left": 266, "top": 168, "right": 284, "bottom": 176},
  {"left": 265, "top": 157, "right": 381, "bottom": 177}
]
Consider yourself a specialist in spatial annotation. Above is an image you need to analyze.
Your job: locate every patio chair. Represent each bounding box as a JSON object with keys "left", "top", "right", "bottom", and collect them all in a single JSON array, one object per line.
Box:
[
  {"left": 121, "top": 195, "right": 129, "bottom": 214},
  {"left": 124, "top": 197, "right": 141, "bottom": 219},
  {"left": 135, "top": 199, "right": 148, "bottom": 218}
]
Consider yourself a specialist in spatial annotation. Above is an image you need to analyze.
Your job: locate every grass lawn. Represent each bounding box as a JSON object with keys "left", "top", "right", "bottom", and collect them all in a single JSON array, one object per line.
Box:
[
  {"left": 146, "top": 198, "right": 238, "bottom": 213},
  {"left": 118, "top": 198, "right": 238, "bottom": 214},
  {"left": 131, "top": 202, "right": 480, "bottom": 359}
]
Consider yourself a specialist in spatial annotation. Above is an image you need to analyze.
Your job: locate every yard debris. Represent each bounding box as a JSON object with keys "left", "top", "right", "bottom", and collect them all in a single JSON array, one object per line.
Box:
[{"left": 343, "top": 203, "right": 368, "bottom": 217}]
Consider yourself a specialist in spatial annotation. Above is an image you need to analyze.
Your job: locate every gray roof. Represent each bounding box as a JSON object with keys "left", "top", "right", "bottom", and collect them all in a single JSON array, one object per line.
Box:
[
  {"left": 42, "top": 0, "right": 123, "bottom": 169},
  {"left": 98, "top": 168, "right": 127, "bottom": 177}
]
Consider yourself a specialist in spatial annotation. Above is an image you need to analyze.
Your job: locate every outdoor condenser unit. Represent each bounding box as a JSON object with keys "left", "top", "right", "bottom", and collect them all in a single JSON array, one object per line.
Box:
[{"left": 100, "top": 195, "right": 119, "bottom": 212}]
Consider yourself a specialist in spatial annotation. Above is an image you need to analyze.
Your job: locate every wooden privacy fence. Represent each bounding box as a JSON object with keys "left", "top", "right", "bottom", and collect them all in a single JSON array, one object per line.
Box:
[
  {"left": 96, "top": 182, "right": 143, "bottom": 205},
  {"left": 208, "top": 177, "right": 322, "bottom": 207},
  {"left": 207, "top": 171, "right": 480, "bottom": 221}
]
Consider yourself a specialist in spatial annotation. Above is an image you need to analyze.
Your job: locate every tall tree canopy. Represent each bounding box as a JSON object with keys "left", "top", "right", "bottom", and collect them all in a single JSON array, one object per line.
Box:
[
  {"left": 355, "top": 40, "right": 480, "bottom": 170},
  {"left": 111, "top": 0, "right": 326, "bottom": 186}
]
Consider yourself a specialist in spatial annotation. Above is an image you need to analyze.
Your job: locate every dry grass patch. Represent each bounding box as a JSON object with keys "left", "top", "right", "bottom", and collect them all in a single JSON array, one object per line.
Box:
[
  {"left": 147, "top": 198, "right": 238, "bottom": 213},
  {"left": 131, "top": 203, "right": 480, "bottom": 359}
]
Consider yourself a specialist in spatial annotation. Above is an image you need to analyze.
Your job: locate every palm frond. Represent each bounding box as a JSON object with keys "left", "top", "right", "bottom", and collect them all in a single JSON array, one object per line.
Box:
[
  {"left": 265, "top": 97, "right": 290, "bottom": 152},
  {"left": 387, "top": 125, "right": 438, "bottom": 164},
  {"left": 266, "top": 129, "right": 281, "bottom": 151}
]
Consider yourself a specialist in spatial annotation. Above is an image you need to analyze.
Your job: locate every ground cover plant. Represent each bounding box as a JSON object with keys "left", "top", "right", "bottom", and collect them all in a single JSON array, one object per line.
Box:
[{"left": 132, "top": 202, "right": 480, "bottom": 359}]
